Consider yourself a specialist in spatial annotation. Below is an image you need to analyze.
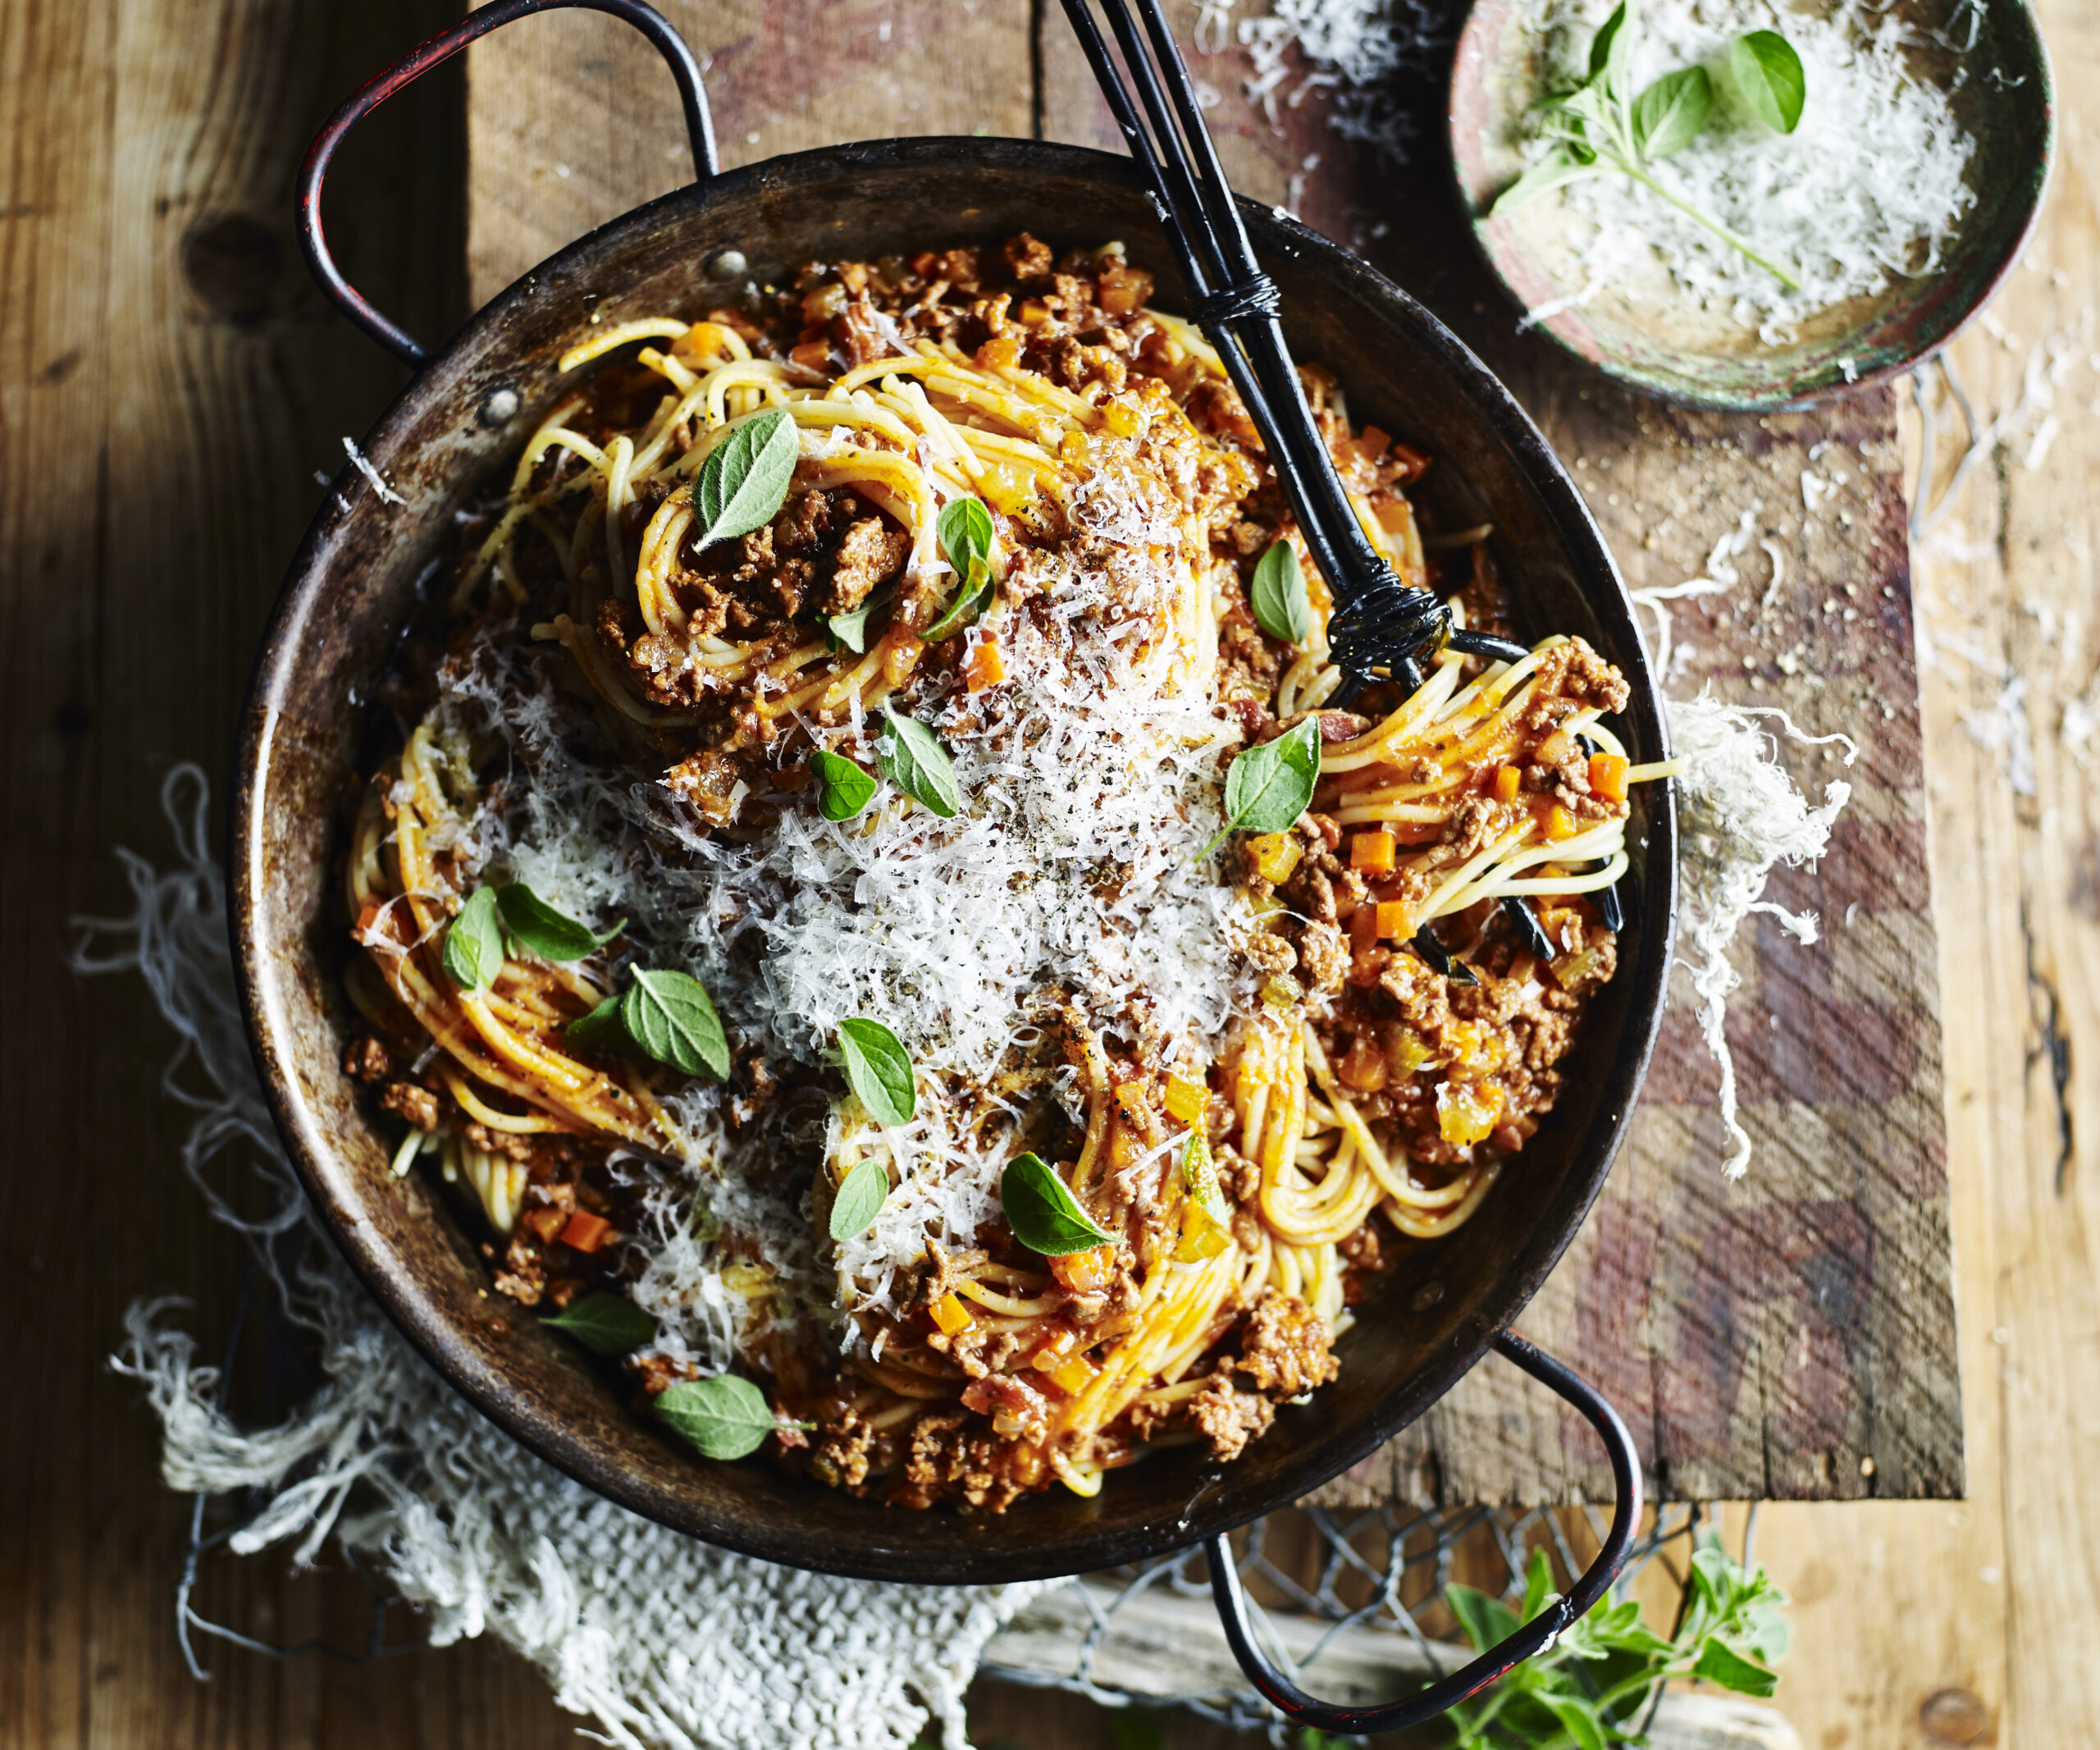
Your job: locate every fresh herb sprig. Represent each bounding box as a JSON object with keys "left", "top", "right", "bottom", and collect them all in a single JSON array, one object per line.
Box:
[
  {"left": 541, "top": 1291, "right": 658, "bottom": 1355},
  {"left": 445, "top": 880, "right": 622, "bottom": 992},
  {"left": 925, "top": 496, "right": 996, "bottom": 640},
  {"left": 1197, "top": 716, "right": 1322, "bottom": 861},
  {"left": 1491, "top": 0, "right": 1807, "bottom": 292},
  {"left": 565, "top": 966, "right": 731, "bottom": 1081},
  {"left": 657, "top": 1373, "right": 810, "bottom": 1460},
  {"left": 1001, "top": 1151, "right": 1115, "bottom": 1256},
  {"left": 1440, "top": 1529, "right": 1789, "bottom": 1747},
  {"left": 1249, "top": 538, "right": 1313, "bottom": 645}
]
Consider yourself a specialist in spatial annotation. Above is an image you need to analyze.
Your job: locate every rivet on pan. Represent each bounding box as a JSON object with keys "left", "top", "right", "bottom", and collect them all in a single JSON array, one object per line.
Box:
[
  {"left": 477, "top": 386, "right": 520, "bottom": 427},
  {"left": 705, "top": 248, "right": 748, "bottom": 281},
  {"left": 1410, "top": 1282, "right": 1445, "bottom": 1313}
]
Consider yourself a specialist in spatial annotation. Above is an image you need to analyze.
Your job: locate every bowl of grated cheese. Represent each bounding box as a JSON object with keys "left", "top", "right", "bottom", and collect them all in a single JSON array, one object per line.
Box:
[{"left": 1450, "top": 0, "right": 2053, "bottom": 408}]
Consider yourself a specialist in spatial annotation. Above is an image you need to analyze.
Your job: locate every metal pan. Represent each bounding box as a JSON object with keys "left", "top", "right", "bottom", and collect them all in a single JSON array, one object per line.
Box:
[{"left": 241, "top": 0, "right": 1675, "bottom": 1729}]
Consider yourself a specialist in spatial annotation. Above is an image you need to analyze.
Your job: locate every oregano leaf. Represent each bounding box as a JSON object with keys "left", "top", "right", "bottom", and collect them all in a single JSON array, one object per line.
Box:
[
  {"left": 1731, "top": 29, "right": 1806, "bottom": 134},
  {"left": 657, "top": 1373, "right": 789, "bottom": 1460},
  {"left": 1249, "top": 539, "right": 1312, "bottom": 643},
  {"left": 935, "top": 494, "right": 993, "bottom": 578},
  {"left": 999, "top": 1151, "right": 1115, "bottom": 1256},
  {"left": 541, "top": 1291, "right": 658, "bottom": 1355},
  {"left": 879, "top": 709, "right": 963, "bottom": 818},
  {"left": 694, "top": 409, "right": 799, "bottom": 550},
  {"left": 829, "top": 586, "right": 892, "bottom": 655},
  {"left": 621, "top": 967, "right": 730, "bottom": 1081},
  {"left": 828, "top": 1156, "right": 890, "bottom": 1241},
  {"left": 495, "top": 882, "right": 622, "bottom": 960},
  {"left": 442, "top": 885, "right": 505, "bottom": 992},
  {"left": 925, "top": 555, "right": 992, "bottom": 640},
  {"left": 811, "top": 749, "right": 878, "bottom": 822},
  {"left": 838, "top": 1017, "right": 915, "bottom": 1126},
  {"left": 564, "top": 991, "right": 629, "bottom": 1052}
]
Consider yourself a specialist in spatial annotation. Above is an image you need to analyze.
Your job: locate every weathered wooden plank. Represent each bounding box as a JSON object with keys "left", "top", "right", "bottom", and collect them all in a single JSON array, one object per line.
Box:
[{"left": 1037, "top": 0, "right": 1958, "bottom": 1508}]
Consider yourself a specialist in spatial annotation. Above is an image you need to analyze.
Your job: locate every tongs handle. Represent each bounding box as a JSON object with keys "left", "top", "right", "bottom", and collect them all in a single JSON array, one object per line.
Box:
[{"left": 298, "top": 0, "right": 716, "bottom": 367}]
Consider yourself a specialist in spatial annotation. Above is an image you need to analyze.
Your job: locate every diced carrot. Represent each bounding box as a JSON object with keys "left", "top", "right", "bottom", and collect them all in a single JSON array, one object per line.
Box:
[
  {"left": 1050, "top": 1245, "right": 1114, "bottom": 1295},
  {"left": 1349, "top": 906, "right": 1380, "bottom": 955},
  {"left": 964, "top": 635, "right": 1006, "bottom": 692},
  {"left": 1589, "top": 752, "right": 1629, "bottom": 802},
  {"left": 1248, "top": 831, "right": 1302, "bottom": 884},
  {"left": 1437, "top": 1081, "right": 1501, "bottom": 1148},
  {"left": 1349, "top": 830, "right": 1396, "bottom": 873},
  {"left": 1164, "top": 1074, "right": 1208, "bottom": 1125},
  {"left": 1097, "top": 262, "right": 1153, "bottom": 316},
  {"left": 559, "top": 1210, "right": 612, "bottom": 1254},
  {"left": 1493, "top": 763, "right": 1521, "bottom": 804},
  {"left": 1039, "top": 1352, "right": 1098, "bottom": 1395},
  {"left": 1355, "top": 423, "right": 1392, "bottom": 462},
  {"left": 1029, "top": 1324, "right": 1080, "bottom": 1367},
  {"left": 524, "top": 1206, "right": 566, "bottom": 1245},
  {"left": 929, "top": 1291, "right": 972, "bottom": 1335},
  {"left": 1545, "top": 804, "right": 1577, "bottom": 843},
  {"left": 1339, "top": 1034, "right": 1389, "bottom": 1093},
  {"left": 789, "top": 339, "right": 831, "bottom": 373},
  {"left": 1375, "top": 899, "right": 1413, "bottom": 939},
  {"left": 980, "top": 333, "right": 1022, "bottom": 370}
]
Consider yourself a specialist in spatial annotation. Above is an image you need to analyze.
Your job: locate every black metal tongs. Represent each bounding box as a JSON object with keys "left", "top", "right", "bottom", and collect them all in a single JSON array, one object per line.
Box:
[{"left": 1059, "top": 0, "right": 1531, "bottom": 705}]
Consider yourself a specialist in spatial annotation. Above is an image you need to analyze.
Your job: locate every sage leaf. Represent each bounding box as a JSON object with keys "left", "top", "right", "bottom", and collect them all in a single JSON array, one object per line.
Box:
[
  {"left": 1249, "top": 540, "right": 1312, "bottom": 643},
  {"left": 1690, "top": 1636, "right": 1779, "bottom": 1698},
  {"left": 542, "top": 1291, "right": 657, "bottom": 1355},
  {"left": 812, "top": 749, "right": 878, "bottom": 822},
  {"left": 564, "top": 991, "right": 628, "bottom": 1051},
  {"left": 694, "top": 409, "right": 799, "bottom": 550},
  {"left": 1491, "top": 146, "right": 1603, "bottom": 216},
  {"left": 657, "top": 1373, "right": 784, "bottom": 1460},
  {"left": 935, "top": 494, "right": 993, "bottom": 578},
  {"left": 828, "top": 1156, "right": 890, "bottom": 1241},
  {"left": 838, "top": 1017, "right": 915, "bottom": 1126},
  {"left": 442, "top": 885, "right": 505, "bottom": 991},
  {"left": 621, "top": 966, "right": 730, "bottom": 1081},
  {"left": 924, "top": 555, "right": 991, "bottom": 640},
  {"left": 1180, "top": 1131, "right": 1231, "bottom": 1227},
  {"left": 879, "top": 709, "right": 962, "bottom": 818},
  {"left": 1000, "top": 1150, "right": 1115, "bottom": 1257},
  {"left": 829, "top": 586, "right": 892, "bottom": 654},
  {"left": 1632, "top": 65, "right": 1713, "bottom": 161},
  {"left": 1731, "top": 29, "right": 1806, "bottom": 134},
  {"left": 495, "top": 882, "right": 621, "bottom": 960}
]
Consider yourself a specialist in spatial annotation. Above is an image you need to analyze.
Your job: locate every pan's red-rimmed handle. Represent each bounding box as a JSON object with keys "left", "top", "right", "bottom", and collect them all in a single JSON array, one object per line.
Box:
[
  {"left": 298, "top": 0, "right": 718, "bottom": 366},
  {"left": 1208, "top": 1331, "right": 1644, "bottom": 1735}
]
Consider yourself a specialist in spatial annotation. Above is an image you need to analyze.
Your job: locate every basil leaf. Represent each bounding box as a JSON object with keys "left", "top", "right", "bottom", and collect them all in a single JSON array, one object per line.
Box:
[
  {"left": 879, "top": 709, "right": 963, "bottom": 818},
  {"left": 1690, "top": 1636, "right": 1779, "bottom": 1698},
  {"left": 924, "top": 555, "right": 991, "bottom": 640},
  {"left": 1588, "top": 0, "right": 1635, "bottom": 102},
  {"left": 621, "top": 967, "right": 730, "bottom": 1081},
  {"left": 694, "top": 409, "right": 800, "bottom": 550},
  {"left": 1230, "top": 717, "right": 1322, "bottom": 834},
  {"left": 541, "top": 1291, "right": 658, "bottom": 1355},
  {"left": 1491, "top": 146, "right": 1602, "bottom": 216},
  {"left": 935, "top": 494, "right": 993, "bottom": 577},
  {"left": 1180, "top": 1131, "right": 1231, "bottom": 1226},
  {"left": 495, "top": 882, "right": 622, "bottom": 961},
  {"left": 829, "top": 586, "right": 892, "bottom": 655},
  {"left": 1731, "top": 29, "right": 1806, "bottom": 134},
  {"left": 1632, "top": 65, "right": 1713, "bottom": 161},
  {"left": 838, "top": 1017, "right": 915, "bottom": 1126},
  {"left": 564, "top": 991, "right": 629, "bottom": 1051},
  {"left": 1249, "top": 540, "right": 1312, "bottom": 643},
  {"left": 812, "top": 749, "right": 878, "bottom": 822},
  {"left": 828, "top": 1156, "right": 890, "bottom": 1241},
  {"left": 442, "top": 885, "right": 505, "bottom": 991},
  {"left": 1000, "top": 1150, "right": 1114, "bottom": 1257},
  {"left": 657, "top": 1373, "right": 782, "bottom": 1460}
]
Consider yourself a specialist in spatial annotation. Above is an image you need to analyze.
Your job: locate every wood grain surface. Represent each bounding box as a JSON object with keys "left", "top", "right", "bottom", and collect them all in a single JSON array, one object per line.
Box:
[{"left": 2, "top": 0, "right": 2093, "bottom": 1746}]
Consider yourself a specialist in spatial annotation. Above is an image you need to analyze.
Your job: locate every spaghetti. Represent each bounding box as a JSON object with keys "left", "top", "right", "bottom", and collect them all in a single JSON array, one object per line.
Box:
[{"left": 338, "top": 233, "right": 1666, "bottom": 1509}]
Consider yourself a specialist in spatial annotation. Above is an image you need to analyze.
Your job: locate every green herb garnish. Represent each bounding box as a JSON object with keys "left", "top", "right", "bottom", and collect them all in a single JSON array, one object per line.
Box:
[
  {"left": 1197, "top": 716, "right": 1322, "bottom": 860},
  {"left": 657, "top": 1373, "right": 805, "bottom": 1460},
  {"left": 1491, "top": 0, "right": 1806, "bottom": 291},
  {"left": 693, "top": 409, "right": 800, "bottom": 550},
  {"left": 442, "top": 885, "right": 505, "bottom": 991},
  {"left": 495, "top": 882, "right": 623, "bottom": 961},
  {"left": 622, "top": 966, "right": 731, "bottom": 1080},
  {"left": 879, "top": 708, "right": 963, "bottom": 818},
  {"left": 541, "top": 1291, "right": 658, "bottom": 1355},
  {"left": 812, "top": 749, "right": 879, "bottom": 821},
  {"left": 1440, "top": 1531, "right": 1788, "bottom": 1745},
  {"left": 936, "top": 495, "right": 994, "bottom": 580},
  {"left": 829, "top": 586, "right": 892, "bottom": 654},
  {"left": 828, "top": 1157, "right": 891, "bottom": 1241},
  {"left": 837, "top": 1017, "right": 915, "bottom": 1126},
  {"left": 1179, "top": 1131, "right": 1232, "bottom": 1227},
  {"left": 1249, "top": 538, "right": 1312, "bottom": 645},
  {"left": 1000, "top": 1150, "right": 1115, "bottom": 1256},
  {"left": 924, "top": 557, "right": 992, "bottom": 640}
]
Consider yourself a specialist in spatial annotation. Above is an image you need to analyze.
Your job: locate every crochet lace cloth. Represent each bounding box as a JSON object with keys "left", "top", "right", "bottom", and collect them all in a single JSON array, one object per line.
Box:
[{"left": 94, "top": 769, "right": 1051, "bottom": 1750}]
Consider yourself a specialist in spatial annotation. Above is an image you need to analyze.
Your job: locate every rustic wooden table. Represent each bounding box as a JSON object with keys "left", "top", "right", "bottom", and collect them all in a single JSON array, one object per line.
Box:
[{"left": 1, "top": 0, "right": 2093, "bottom": 1745}]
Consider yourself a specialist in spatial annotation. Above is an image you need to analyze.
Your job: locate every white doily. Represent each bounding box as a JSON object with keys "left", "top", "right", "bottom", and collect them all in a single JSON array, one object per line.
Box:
[{"left": 89, "top": 767, "right": 1051, "bottom": 1750}]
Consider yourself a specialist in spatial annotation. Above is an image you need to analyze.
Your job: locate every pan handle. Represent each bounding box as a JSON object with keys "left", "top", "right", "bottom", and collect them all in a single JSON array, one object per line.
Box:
[
  {"left": 297, "top": 0, "right": 718, "bottom": 366},
  {"left": 1207, "top": 1331, "right": 1644, "bottom": 1736}
]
